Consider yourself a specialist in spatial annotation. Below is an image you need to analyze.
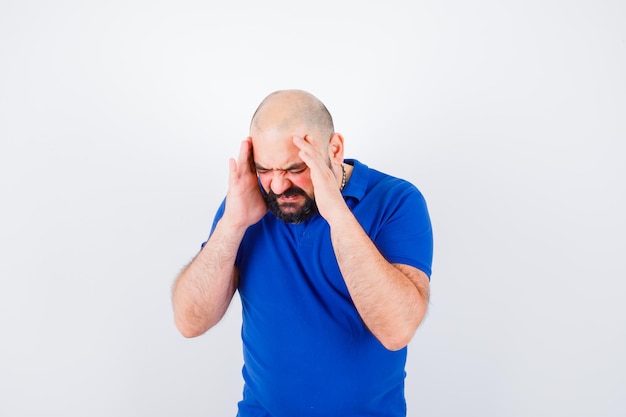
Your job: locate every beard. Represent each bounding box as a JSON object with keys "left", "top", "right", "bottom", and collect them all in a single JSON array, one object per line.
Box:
[{"left": 263, "top": 186, "right": 318, "bottom": 224}]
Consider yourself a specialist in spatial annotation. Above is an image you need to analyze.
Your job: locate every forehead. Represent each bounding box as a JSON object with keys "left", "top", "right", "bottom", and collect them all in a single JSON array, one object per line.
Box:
[{"left": 251, "top": 125, "right": 307, "bottom": 168}]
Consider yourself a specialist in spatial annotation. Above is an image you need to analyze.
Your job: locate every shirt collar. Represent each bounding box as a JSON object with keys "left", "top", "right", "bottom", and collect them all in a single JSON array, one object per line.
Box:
[{"left": 342, "top": 159, "right": 368, "bottom": 201}]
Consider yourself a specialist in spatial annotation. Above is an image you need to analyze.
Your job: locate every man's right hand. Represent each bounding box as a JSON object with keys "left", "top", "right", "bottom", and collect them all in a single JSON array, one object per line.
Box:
[{"left": 222, "top": 137, "right": 268, "bottom": 230}]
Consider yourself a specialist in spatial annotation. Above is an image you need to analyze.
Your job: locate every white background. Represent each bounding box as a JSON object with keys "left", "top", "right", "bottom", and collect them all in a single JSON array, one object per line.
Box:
[{"left": 1, "top": 1, "right": 624, "bottom": 416}]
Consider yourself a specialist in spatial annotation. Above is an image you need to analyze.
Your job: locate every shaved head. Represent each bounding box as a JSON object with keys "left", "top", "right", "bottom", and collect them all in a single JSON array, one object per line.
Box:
[
  {"left": 247, "top": 90, "right": 343, "bottom": 224},
  {"left": 250, "top": 90, "right": 334, "bottom": 142}
]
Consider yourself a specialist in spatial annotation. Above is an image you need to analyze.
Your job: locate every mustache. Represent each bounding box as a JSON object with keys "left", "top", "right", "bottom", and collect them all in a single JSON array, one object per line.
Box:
[
  {"left": 262, "top": 185, "right": 318, "bottom": 224},
  {"left": 266, "top": 186, "right": 307, "bottom": 199}
]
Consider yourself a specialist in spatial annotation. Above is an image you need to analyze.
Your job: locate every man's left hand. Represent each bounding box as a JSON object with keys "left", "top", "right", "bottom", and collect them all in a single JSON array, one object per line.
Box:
[{"left": 293, "top": 135, "right": 346, "bottom": 222}]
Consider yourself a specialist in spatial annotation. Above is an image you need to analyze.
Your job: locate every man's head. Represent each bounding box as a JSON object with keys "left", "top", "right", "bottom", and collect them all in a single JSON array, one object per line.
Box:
[{"left": 249, "top": 89, "right": 343, "bottom": 223}]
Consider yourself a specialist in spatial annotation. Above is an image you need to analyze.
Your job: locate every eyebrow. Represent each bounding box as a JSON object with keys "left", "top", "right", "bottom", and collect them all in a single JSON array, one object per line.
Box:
[{"left": 255, "top": 162, "right": 307, "bottom": 171}]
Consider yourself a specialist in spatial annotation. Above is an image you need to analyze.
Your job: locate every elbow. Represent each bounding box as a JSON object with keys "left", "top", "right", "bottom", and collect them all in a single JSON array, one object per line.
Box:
[
  {"left": 172, "top": 295, "right": 221, "bottom": 338},
  {"left": 378, "top": 331, "right": 414, "bottom": 351},
  {"left": 176, "top": 323, "right": 205, "bottom": 339},
  {"left": 379, "top": 305, "right": 429, "bottom": 350},
  {"left": 377, "top": 315, "right": 426, "bottom": 351},
  {"left": 174, "top": 313, "right": 212, "bottom": 338}
]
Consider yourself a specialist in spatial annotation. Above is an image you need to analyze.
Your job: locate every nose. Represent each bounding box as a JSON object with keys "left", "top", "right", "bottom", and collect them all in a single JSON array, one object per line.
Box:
[{"left": 269, "top": 171, "right": 292, "bottom": 195}]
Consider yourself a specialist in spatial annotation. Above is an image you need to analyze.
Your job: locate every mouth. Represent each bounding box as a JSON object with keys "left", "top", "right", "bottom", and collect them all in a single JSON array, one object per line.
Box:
[
  {"left": 276, "top": 188, "right": 306, "bottom": 203},
  {"left": 263, "top": 186, "right": 318, "bottom": 223},
  {"left": 277, "top": 195, "right": 304, "bottom": 212},
  {"left": 278, "top": 194, "right": 303, "bottom": 202}
]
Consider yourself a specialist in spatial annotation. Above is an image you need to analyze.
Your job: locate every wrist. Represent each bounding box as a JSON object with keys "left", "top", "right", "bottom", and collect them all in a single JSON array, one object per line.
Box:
[
  {"left": 322, "top": 201, "right": 354, "bottom": 228},
  {"left": 216, "top": 214, "right": 250, "bottom": 238}
]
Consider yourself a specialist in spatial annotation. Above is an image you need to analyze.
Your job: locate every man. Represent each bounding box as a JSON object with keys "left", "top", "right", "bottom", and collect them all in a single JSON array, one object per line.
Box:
[{"left": 172, "top": 90, "right": 433, "bottom": 417}]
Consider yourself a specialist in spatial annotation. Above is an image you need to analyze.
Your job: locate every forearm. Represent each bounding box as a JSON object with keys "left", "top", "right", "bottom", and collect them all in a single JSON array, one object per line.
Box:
[
  {"left": 172, "top": 219, "right": 245, "bottom": 337},
  {"left": 328, "top": 208, "right": 429, "bottom": 351}
]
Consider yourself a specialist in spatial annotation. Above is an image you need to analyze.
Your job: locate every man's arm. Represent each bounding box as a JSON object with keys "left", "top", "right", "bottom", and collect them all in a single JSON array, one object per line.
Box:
[
  {"left": 294, "top": 135, "right": 430, "bottom": 351},
  {"left": 328, "top": 212, "right": 430, "bottom": 351},
  {"left": 172, "top": 139, "right": 267, "bottom": 337},
  {"left": 172, "top": 220, "right": 244, "bottom": 338}
]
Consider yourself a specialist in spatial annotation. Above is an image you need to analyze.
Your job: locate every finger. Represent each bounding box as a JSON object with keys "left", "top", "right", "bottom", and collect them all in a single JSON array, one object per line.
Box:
[
  {"left": 295, "top": 136, "right": 324, "bottom": 170},
  {"left": 228, "top": 157, "right": 237, "bottom": 187},
  {"left": 245, "top": 137, "right": 256, "bottom": 173},
  {"left": 236, "top": 139, "right": 252, "bottom": 175},
  {"left": 293, "top": 135, "right": 307, "bottom": 150},
  {"left": 293, "top": 136, "right": 314, "bottom": 163},
  {"left": 302, "top": 134, "right": 319, "bottom": 149}
]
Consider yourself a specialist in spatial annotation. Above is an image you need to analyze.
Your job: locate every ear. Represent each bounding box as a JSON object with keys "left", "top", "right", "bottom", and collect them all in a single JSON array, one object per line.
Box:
[{"left": 327, "top": 133, "right": 345, "bottom": 163}]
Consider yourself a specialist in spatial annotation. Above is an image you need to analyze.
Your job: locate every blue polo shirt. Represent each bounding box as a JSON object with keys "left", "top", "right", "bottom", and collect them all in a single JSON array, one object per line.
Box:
[{"left": 208, "top": 159, "right": 433, "bottom": 417}]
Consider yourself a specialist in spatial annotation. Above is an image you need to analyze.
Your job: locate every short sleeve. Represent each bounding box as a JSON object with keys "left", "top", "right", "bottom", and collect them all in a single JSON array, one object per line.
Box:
[{"left": 372, "top": 183, "right": 433, "bottom": 278}]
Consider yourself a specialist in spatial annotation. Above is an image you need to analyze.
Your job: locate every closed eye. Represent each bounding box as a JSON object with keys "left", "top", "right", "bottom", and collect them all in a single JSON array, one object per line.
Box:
[
  {"left": 287, "top": 166, "right": 308, "bottom": 175},
  {"left": 255, "top": 164, "right": 308, "bottom": 176}
]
